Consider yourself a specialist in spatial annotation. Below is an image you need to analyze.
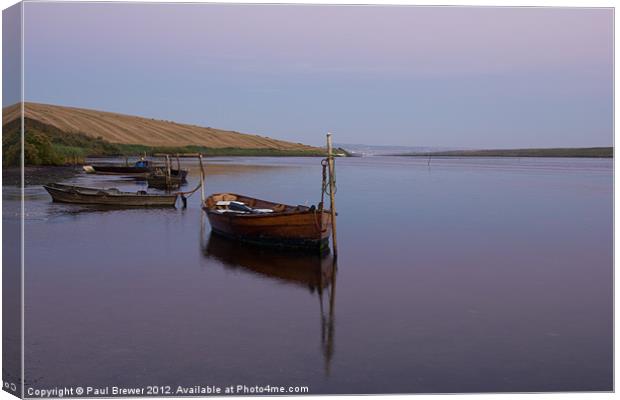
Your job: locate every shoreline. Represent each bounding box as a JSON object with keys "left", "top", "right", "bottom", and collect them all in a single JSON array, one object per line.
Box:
[
  {"left": 3, "top": 165, "right": 82, "bottom": 187},
  {"left": 392, "top": 147, "right": 613, "bottom": 158}
]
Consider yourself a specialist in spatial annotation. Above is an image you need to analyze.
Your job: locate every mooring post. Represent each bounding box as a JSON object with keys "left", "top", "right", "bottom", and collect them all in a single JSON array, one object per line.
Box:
[
  {"left": 326, "top": 133, "right": 338, "bottom": 258},
  {"left": 165, "top": 154, "right": 172, "bottom": 188},
  {"left": 198, "top": 153, "right": 206, "bottom": 204}
]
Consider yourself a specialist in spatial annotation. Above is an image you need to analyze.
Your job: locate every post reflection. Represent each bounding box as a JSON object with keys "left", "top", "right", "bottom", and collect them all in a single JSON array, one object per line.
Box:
[{"left": 201, "top": 224, "right": 337, "bottom": 376}]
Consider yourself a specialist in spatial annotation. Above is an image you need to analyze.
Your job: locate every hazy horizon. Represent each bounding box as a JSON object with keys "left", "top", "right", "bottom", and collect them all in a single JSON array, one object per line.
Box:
[{"left": 8, "top": 3, "right": 614, "bottom": 148}]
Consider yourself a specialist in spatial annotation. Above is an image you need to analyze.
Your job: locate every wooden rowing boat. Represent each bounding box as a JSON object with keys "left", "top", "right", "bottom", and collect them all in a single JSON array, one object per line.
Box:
[
  {"left": 147, "top": 167, "right": 188, "bottom": 190},
  {"left": 202, "top": 193, "right": 332, "bottom": 250},
  {"left": 43, "top": 183, "right": 177, "bottom": 207}
]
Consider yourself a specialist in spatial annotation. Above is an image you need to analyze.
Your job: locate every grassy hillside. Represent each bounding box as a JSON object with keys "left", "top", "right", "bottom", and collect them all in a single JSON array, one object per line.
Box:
[
  {"left": 2, "top": 118, "right": 328, "bottom": 167},
  {"left": 399, "top": 147, "right": 613, "bottom": 158},
  {"left": 2, "top": 102, "right": 321, "bottom": 151}
]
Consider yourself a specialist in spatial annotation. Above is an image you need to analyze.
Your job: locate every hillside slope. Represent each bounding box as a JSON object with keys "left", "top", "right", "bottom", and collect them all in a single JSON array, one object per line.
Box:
[{"left": 2, "top": 102, "right": 319, "bottom": 151}]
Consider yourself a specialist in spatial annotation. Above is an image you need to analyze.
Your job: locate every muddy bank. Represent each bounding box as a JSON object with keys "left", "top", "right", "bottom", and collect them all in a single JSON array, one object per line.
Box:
[{"left": 3, "top": 165, "right": 82, "bottom": 187}]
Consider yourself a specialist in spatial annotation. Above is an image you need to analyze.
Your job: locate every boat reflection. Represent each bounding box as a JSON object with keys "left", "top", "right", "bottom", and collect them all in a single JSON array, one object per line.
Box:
[
  {"left": 44, "top": 202, "right": 181, "bottom": 218},
  {"left": 203, "top": 232, "right": 337, "bottom": 375}
]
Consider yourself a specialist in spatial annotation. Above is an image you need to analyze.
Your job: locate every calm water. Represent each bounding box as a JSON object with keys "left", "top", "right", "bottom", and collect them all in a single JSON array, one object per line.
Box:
[{"left": 4, "top": 156, "right": 613, "bottom": 394}]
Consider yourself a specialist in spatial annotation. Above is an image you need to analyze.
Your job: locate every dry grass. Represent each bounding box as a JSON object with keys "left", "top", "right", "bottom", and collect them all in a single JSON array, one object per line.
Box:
[{"left": 3, "top": 102, "right": 320, "bottom": 151}]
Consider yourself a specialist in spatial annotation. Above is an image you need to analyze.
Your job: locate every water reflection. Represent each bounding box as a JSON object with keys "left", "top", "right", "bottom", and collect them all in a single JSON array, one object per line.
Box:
[
  {"left": 15, "top": 156, "right": 611, "bottom": 392},
  {"left": 202, "top": 230, "right": 338, "bottom": 375},
  {"left": 44, "top": 203, "right": 182, "bottom": 217}
]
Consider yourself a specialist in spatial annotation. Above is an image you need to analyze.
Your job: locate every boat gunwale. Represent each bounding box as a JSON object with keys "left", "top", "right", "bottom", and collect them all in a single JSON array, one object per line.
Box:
[
  {"left": 44, "top": 183, "right": 177, "bottom": 199},
  {"left": 205, "top": 208, "right": 330, "bottom": 220},
  {"left": 203, "top": 192, "right": 331, "bottom": 219}
]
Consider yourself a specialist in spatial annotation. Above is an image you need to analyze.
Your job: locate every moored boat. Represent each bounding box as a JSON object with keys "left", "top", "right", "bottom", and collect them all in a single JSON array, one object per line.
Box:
[
  {"left": 87, "top": 159, "right": 153, "bottom": 176},
  {"left": 43, "top": 183, "right": 178, "bottom": 207},
  {"left": 85, "top": 160, "right": 188, "bottom": 180},
  {"left": 202, "top": 193, "right": 332, "bottom": 250},
  {"left": 198, "top": 133, "right": 338, "bottom": 253},
  {"left": 147, "top": 167, "right": 188, "bottom": 190}
]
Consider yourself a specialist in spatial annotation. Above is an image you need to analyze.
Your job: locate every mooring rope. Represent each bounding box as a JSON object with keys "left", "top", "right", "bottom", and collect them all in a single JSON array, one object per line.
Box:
[
  {"left": 174, "top": 180, "right": 202, "bottom": 197},
  {"left": 173, "top": 180, "right": 203, "bottom": 208},
  {"left": 315, "top": 157, "right": 337, "bottom": 232},
  {"left": 320, "top": 159, "right": 328, "bottom": 211},
  {"left": 321, "top": 158, "right": 336, "bottom": 196}
]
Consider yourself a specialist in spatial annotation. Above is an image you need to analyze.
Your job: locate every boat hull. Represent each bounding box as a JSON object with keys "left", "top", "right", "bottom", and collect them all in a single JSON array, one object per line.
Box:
[
  {"left": 90, "top": 165, "right": 151, "bottom": 176},
  {"left": 174, "top": 169, "right": 188, "bottom": 180},
  {"left": 147, "top": 169, "right": 188, "bottom": 189},
  {"left": 203, "top": 193, "right": 332, "bottom": 250},
  {"left": 147, "top": 177, "right": 183, "bottom": 190},
  {"left": 44, "top": 184, "right": 177, "bottom": 207}
]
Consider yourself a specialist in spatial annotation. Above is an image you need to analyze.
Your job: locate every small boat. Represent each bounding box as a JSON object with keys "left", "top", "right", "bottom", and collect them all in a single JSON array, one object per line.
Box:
[
  {"left": 147, "top": 167, "right": 188, "bottom": 190},
  {"left": 87, "top": 159, "right": 153, "bottom": 176},
  {"left": 202, "top": 193, "right": 332, "bottom": 250},
  {"left": 43, "top": 183, "right": 178, "bottom": 207}
]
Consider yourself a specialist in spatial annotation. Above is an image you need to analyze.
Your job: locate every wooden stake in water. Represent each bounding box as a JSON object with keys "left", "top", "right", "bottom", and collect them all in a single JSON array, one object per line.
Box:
[
  {"left": 198, "top": 153, "right": 206, "bottom": 204},
  {"left": 165, "top": 154, "right": 172, "bottom": 188},
  {"left": 326, "top": 133, "right": 338, "bottom": 257}
]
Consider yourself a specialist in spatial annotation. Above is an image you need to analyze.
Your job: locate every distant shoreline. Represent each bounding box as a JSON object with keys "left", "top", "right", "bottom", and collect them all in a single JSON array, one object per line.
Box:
[{"left": 393, "top": 147, "right": 613, "bottom": 158}]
